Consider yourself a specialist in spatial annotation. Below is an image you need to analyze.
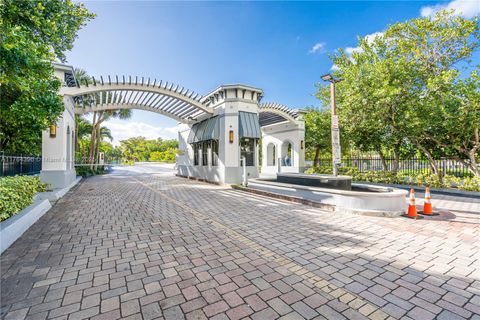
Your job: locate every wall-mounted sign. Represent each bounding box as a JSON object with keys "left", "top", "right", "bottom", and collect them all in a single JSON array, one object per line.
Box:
[{"left": 332, "top": 115, "right": 339, "bottom": 129}]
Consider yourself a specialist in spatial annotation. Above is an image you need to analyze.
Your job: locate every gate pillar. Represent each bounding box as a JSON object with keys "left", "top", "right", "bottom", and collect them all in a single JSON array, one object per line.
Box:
[{"left": 40, "top": 64, "right": 77, "bottom": 189}]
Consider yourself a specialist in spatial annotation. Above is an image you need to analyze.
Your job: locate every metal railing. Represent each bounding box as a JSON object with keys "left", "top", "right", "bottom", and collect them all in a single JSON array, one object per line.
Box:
[
  {"left": 0, "top": 153, "right": 42, "bottom": 177},
  {"left": 313, "top": 156, "right": 473, "bottom": 177}
]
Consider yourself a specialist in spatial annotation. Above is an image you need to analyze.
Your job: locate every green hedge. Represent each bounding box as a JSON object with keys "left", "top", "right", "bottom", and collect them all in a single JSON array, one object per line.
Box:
[
  {"left": 0, "top": 176, "right": 48, "bottom": 222},
  {"left": 75, "top": 165, "right": 108, "bottom": 177},
  {"left": 304, "top": 166, "right": 480, "bottom": 192}
]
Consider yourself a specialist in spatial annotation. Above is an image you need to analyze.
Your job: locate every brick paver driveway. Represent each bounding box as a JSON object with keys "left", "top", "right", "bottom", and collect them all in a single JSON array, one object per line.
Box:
[{"left": 1, "top": 164, "right": 479, "bottom": 320}]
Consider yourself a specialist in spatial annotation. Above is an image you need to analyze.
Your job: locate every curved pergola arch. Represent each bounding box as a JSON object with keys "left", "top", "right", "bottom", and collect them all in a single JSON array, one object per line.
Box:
[
  {"left": 59, "top": 76, "right": 214, "bottom": 123},
  {"left": 258, "top": 102, "right": 300, "bottom": 127}
]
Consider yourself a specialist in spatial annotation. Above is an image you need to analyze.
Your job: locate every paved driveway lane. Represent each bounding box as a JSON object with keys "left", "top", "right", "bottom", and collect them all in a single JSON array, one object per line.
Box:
[
  {"left": 1, "top": 165, "right": 479, "bottom": 320},
  {"left": 136, "top": 171, "right": 480, "bottom": 319}
]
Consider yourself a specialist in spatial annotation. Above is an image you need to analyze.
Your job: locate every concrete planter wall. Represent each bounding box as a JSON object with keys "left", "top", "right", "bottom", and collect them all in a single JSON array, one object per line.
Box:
[
  {"left": 0, "top": 198, "right": 52, "bottom": 254},
  {"left": 247, "top": 179, "right": 408, "bottom": 217}
]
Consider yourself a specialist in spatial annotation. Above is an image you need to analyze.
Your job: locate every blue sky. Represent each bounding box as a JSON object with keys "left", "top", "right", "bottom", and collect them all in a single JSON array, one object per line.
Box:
[{"left": 66, "top": 0, "right": 479, "bottom": 144}]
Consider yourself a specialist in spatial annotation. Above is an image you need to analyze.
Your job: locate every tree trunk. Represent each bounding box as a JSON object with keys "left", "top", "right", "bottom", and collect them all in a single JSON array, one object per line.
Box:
[
  {"left": 467, "top": 149, "right": 479, "bottom": 177},
  {"left": 94, "top": 125, "right": 101, "bottom": 171},
  {"left": 377, "top": 148, "right": 388, "bottom": 171},
  {"left": 313, "top": 146, "right": 321, "bottom": 167},
  {"left": 392, "top": 145, "right": 400, "bottom": 174},
  {"left": 415, "top": 142, "right": 442, "bottom": 182},
  {"left": 89, "top": 112, "right": 98, "bottom": 169}
]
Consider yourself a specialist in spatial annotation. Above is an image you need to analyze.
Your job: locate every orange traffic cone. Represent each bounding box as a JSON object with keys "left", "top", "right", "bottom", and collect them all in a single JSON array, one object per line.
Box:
[
  {"left": 420, "top": 187, "right": 439, "bottom": 216},
  {"left": 403, "top": 189, "right": 423, "bottom": 219}
]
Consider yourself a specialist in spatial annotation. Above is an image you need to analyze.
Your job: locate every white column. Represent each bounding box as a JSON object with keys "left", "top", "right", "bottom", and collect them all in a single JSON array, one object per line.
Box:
[{"left": 40, "top": 95, "right": 77, "bottom": 189}]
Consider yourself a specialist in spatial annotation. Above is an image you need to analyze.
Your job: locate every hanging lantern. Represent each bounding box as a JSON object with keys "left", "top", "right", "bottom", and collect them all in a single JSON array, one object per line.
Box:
[{"left": 49, "top": 124, "right": 57, "bottom": 138}]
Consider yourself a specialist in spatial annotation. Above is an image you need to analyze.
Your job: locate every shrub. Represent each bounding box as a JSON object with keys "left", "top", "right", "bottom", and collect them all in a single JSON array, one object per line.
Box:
[
  {"left": 122, "top": 160, "right": 135, "bottom": 166},
  {"left": 0, "top": 176, "right": 48, "bottom": 222},
  {"left": 304, "top": 166, "right": 480, "bottom": 192},
  {"left": 149, "top": 149, "right": 177, "bottom": 163},
  {"left": 75, "top": 166, "right": 107, "bottom": 177},
  {"left": 457, "top": 176, "right": 480, "bottom": 191}
]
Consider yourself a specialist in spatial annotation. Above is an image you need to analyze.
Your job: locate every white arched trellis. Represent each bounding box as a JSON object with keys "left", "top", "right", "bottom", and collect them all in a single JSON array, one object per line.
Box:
[
  {"left": 259, "top": 102, "right": 305, "bottom": 176},
  {"left": 42, "top": 63, "right": 304, "bottom": 188},
  {"left": 60, "top": 76, "right": 214, "bottom": 123},
  {"left": 258, "top": 102, "right": 301, "bottom": 126}
]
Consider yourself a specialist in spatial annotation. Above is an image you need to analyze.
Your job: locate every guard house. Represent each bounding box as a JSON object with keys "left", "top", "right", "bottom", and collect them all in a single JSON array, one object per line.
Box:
[
  {"left": 177, "top": 86, "right": 306, "bottom": 184},
  {"left": 42, "top": 64, "right": 305, "bottom": 188},
  {"left": 177, "top": 85, "right": 264, "bottom": 184}
]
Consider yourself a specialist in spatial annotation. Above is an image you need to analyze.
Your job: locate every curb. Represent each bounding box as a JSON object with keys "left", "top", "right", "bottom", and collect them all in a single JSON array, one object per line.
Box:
[
  {"left": 38, "top": 177, "right": 82, "bottom": 201},
  {"left": 176, "top": 174, "right": 223, "bottom": 186},
  {"left": 354, "top": 182, "right": 480, "bottom": 199},
  {"left": 232, "top": 184, "right": 335, "bottom": 211},
  {"left": 0, "top": 199, "right": 52, "bottom": 254},
  {"left": 1, "top": 176, "right": 82, "bottom": 255}
]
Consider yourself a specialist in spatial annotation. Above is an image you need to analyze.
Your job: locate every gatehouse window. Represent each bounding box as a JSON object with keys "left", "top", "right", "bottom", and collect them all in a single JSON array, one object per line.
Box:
[
  {"left": 282, "top": 141, "right": 293, "bottom": 166},
  {"left": 202, "top": 141, "right": 209, "bottom": 166},
  {"left": 212, "top": 140, "right": 219, "bottom": 166},
  {"left": 240, "top": 138, "right": 255, "bottom": 166},
  {"left": 193, "top": 143, "right": 199, "bottom": 165},
  {"left": 267, "top": 143, "right": 276, "bottom": 166}
]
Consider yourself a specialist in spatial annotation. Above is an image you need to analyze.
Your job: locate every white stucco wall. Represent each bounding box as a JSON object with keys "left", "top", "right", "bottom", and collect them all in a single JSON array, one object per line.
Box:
[
  {"left": 261, "top": 121, "right": 305, "bottom": 176},
  {"left": 40, "top": 66, "right": 77, "bottom": 189},
  {"left": 176, "top": 86, "right": 262, "bottom": 184},
  {"left": 41, "top": 96, "right": 75, "bottom": 171}
]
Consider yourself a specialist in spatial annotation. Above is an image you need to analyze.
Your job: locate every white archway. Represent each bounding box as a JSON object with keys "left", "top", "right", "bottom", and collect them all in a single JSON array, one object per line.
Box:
[
  {"left": 266, "top": 143, "right": 276, "bottom": 166},
  {"left": 281, "top": 140, "right": 294, "bottom": 167},
  {"left": 42, "top": 63, "right": 304, "bottom": 188},
  {"left": 259, "top": 102, "right": 305, "bottom": 176},
  {"left": 60, "top": 76, "right": 214, "bottom": 123}
]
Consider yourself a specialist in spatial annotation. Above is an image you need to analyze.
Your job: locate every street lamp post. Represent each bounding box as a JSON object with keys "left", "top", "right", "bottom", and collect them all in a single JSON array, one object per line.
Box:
[{"left": 321, "top": 73, "right": 343, "bottom": 176}]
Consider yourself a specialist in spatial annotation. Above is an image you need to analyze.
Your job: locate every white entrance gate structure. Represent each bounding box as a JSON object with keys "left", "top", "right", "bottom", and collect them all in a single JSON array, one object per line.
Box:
[{"left": 42, "top": 63, "right": 304, "bottom": 187}]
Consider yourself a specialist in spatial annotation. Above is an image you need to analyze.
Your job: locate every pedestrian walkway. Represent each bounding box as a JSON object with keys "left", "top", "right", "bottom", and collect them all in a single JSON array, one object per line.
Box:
[{"left": 1, "top": 164, "right": 478, "bottom": 320}]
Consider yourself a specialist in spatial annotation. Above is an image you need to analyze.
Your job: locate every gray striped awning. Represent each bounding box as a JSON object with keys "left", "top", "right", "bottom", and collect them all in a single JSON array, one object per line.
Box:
[
  {"left": 239, "top": 112, "right": 261, "bottom": 139},
  {"left": 188, "top": 116, "right": 219, "bottom": 143}
]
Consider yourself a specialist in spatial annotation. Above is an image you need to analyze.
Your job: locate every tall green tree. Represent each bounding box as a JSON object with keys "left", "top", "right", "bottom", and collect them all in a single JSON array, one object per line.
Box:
[
  {"left": 303, "top": 108, "right": 332, "bottom": 166},
  {"left": 384, "top": 11, "right": 480, "bottom": 175},
  {"left": 319, "top": 10, "right": 479, "bottom": 176},
  {"left": 0, "top": 0, "right": 94, "bottom": 154},
  {"left": 119, "top": 137, "right": 179, "bottom": 162}
]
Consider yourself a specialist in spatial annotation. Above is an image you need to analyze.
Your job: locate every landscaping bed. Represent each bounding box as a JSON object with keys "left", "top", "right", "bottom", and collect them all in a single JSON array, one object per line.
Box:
[
  {"left": 0, "top": 175, "right": 48, "bottom": 222},
  {"left": 305, "top": 166, "right": 480, "bottom": 192}
]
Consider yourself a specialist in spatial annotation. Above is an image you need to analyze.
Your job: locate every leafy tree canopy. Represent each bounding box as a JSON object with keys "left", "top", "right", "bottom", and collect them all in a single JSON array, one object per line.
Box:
[
  {"left": 0, "top": 0, "right": 95, "bottom": 154},
  {"left": 315, "top": 10, "right": 479, "bottom": 175},
  {"left": 119, "top": 137, "right": 179, "bottom": 162}
]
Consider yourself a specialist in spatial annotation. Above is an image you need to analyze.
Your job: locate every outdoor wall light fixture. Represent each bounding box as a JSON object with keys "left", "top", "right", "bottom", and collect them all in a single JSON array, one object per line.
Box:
[
  {"left": 229, "top": 130, "right": 234, "bottom": 143},
  {"left": 301, "top": 140, "right": 304, "bottom": 150},
  {"left": 49, "top": 124, "right": 57, "bottom": 138}
]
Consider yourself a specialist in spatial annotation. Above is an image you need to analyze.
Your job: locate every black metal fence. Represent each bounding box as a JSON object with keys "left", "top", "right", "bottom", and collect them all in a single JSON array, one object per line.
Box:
[
  {"left": 314, "top": 156, "right": 473, "bottom": 177},
  {"left": 0, "top": 153, "right": 42, "bottom": 177}
]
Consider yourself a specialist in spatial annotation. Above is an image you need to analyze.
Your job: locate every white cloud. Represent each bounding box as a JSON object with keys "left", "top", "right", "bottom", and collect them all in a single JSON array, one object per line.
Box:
[
  {"left": 343, "top": 32, "right": 384, "bottom": 57},
  {"left": 345, "top": 46, "right": 363, "bottom": 55},
  {"left": 420, "top": 0, "right": 480, "bottom": 19},
  {"left": 103, "top": 121, "right": 178, "bottom": 146},
  {"left": 330, "top": 64, "right": 340, "bottom": 71},
  {"left": 364, "top": 32, "right": 384, "bottom": 44},
  {"left": 309, "top": 42, "right": 326, "bottom": 54}
]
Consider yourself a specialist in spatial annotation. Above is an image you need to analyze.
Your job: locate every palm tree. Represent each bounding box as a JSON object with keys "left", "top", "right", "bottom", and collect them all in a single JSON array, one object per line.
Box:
[
  {"left": 73, "top": 68, "right": 133, "bottom": 168},
  {"left": 75, "top": 115, "right": 92, "bottom": 151},
  {"left": 99, "top": 127, "right": 113, "bottom": 142},
  {"left": 93, "top": 109, "right": 132, "bottom": 169}
]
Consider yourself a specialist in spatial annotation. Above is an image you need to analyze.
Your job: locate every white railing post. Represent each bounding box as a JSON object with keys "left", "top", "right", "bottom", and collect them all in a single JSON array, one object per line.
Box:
[{"left": 242, "top": 156, "right": 248, "bottom": 187}]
